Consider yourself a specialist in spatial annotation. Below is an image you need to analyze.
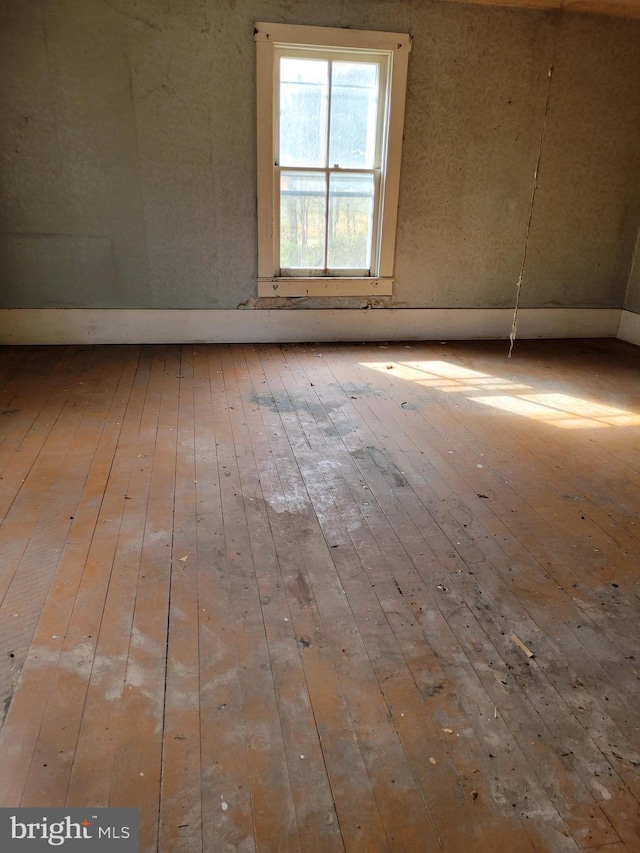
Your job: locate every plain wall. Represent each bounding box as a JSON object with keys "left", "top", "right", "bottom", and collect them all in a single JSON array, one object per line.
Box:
[
  {"left": 1, "top": 0, "right": 640, "bottom": 311},
  {"left": 625, "top": 228, "right": 640, "bottom": 314}
]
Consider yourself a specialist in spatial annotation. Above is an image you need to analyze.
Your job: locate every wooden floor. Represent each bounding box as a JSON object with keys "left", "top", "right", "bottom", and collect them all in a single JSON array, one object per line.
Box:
[{"left": 0, "top": 339, "right": 639, "bottom": 852}]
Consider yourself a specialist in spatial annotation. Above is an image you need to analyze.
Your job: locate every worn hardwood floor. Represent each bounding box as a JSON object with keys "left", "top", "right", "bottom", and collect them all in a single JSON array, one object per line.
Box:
[{"left": 0, "top": 339, "right": 638, "bottom": 852}]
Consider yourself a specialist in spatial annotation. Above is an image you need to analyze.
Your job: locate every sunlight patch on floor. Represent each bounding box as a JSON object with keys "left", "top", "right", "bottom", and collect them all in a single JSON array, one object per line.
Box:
[{"left": 360, "top": 360, "right": 640, "bottom": 429}]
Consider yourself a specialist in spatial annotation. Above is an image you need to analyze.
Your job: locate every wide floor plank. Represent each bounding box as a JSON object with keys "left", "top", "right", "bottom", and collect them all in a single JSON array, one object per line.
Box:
[{"left": 0, "top": 340, "right": 638, "bottom": 853}]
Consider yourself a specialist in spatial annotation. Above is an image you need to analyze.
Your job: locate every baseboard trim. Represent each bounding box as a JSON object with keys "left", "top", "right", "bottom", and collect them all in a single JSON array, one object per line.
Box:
[
  {"left": 0, "top": 307, "right": 622, "bottom": 345},
  {"left": 617, "top": 310, "right": 640, "bottom": 346}
]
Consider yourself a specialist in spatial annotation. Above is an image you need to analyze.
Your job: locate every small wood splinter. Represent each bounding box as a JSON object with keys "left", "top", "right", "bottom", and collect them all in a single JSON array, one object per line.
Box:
[{"left": 510, "top": 632, "right": 534, "bottom": 659}]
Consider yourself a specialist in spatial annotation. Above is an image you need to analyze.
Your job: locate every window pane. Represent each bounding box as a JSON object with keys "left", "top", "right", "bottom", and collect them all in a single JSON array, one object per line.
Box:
[
  {"left": 327, "top": 173, "right": 374, "bottom": 270},
  {"left": 328, "top": 62, "right": 379, "bottom": 169},
  {"left": 279, "top": 58, "right": 328, "bottom": 167},
  {"left": 280, "top": 172, "right": 326, "bottom": 269}
]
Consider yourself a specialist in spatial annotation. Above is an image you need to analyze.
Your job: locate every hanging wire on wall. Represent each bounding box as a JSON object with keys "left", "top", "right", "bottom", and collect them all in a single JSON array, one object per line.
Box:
[{"left": 509, "top": 11, "right": 563, "bottom": 358}]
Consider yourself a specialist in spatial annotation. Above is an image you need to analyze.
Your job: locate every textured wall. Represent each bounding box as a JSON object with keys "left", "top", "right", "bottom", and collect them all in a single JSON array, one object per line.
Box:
[
  {"left": 626, "top": 229, "right": 640, "bottom": 313},
  {"left": 396, "top": 2, "right": 557, "bottom": 308},
  {"left": 521, "top": 14, "right": 640, "bottom": 309},
  {"left": 398, "top": 5, "right": 640, "bottom": 309},
  {"left": 1, "top": 0, "right": 640, "bottom": 310}
]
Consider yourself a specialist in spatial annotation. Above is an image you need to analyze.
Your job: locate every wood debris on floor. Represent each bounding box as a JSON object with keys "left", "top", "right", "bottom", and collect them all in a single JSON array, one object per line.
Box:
[{"left": 0, "top": 339, "right": 638, "bottom": 852}]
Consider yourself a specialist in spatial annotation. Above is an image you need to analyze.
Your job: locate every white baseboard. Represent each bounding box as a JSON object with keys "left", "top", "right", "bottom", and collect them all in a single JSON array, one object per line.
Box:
[
  {"left": 0, "top": 307, "right": 622, "bottom": 345},
  {"left": 617, "top": 310, "right": 640, "bottom": 346}
]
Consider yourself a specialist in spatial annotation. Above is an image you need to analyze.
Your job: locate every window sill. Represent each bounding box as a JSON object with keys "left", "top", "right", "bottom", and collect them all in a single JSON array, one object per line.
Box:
[{"left": 257, "top": 277, "right": 393, "bottom": 298}]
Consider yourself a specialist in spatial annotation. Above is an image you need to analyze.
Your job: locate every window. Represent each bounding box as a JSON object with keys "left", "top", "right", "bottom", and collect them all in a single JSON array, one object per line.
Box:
[{"left": 255, "top": 23, "right": 411, "bottom": 297}]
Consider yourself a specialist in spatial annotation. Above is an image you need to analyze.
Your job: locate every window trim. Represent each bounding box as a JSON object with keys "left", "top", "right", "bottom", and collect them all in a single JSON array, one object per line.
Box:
[{"left": 255, "top": 22, "right": 411, "bottom": 298}]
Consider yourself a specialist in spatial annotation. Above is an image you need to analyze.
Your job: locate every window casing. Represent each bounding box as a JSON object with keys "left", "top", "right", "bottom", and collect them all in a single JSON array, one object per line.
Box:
[{"left": 255, "top": 23, "right": 411, "bottom": 297}]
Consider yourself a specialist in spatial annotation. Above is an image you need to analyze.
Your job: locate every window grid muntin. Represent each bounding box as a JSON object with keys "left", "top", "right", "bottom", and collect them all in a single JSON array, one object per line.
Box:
[{"left": 274, "top": 46, "right": 389, "bottom": 277}]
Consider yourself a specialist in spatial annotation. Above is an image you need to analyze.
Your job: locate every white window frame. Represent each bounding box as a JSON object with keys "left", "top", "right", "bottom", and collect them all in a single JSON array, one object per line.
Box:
[{"left": 255, "top": 22, "right": 411, "bottom": 298}]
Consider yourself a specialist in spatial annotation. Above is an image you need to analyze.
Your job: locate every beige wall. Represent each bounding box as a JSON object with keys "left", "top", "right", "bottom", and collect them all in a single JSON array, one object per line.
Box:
[
  {"left": 1, "top": 0, "right": 640, "bottom": 312},
  {"left": 626, "top": 228, "right": 640, "bottom": 314}
]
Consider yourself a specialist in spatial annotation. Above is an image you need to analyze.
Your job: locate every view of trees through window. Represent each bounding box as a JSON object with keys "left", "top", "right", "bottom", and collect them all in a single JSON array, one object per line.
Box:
[{"left": 278, "top": 57, "right": 380, "bottom": 273}]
